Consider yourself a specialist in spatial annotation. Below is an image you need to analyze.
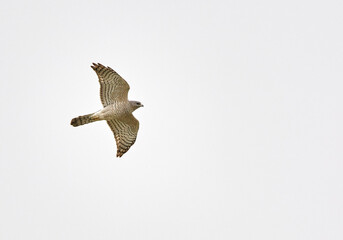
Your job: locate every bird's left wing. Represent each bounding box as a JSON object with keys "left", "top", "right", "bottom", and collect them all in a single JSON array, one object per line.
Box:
[{"left": 107, "top": 114, "right": 139, "bottom": 157}]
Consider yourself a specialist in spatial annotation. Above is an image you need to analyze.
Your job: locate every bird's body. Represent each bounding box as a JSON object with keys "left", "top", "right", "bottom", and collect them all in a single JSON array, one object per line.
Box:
[
  {"left": 71, "top": 63, "right": 143, "bottom": 157},
  {"left": 93, "top": 102, "right": 131, "bottom": 121}
]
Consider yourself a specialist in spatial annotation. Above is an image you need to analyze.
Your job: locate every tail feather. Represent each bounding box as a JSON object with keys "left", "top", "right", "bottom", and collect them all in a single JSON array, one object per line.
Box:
[{"left": 71, "top": 114, "right": 94, "bottom": 127}]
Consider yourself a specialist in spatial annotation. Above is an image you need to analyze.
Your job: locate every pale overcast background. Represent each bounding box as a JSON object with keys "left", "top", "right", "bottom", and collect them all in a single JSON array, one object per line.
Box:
[{"left": 0, "top": 0, "right": 342, "bottom": 239}]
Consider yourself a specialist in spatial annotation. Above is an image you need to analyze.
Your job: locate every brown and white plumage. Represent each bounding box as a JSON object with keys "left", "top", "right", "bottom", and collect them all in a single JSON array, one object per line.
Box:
[
  {"left": 71, "top": 63, "right": 143, "bottom": 158},
  {"left": 91, "top": 63, "right": 130, "bottom": 106}
]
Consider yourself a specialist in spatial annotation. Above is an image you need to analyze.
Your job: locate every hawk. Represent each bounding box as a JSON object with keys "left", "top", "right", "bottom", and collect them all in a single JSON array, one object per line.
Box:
[{"left": 71, "top": 63, "right": 143, "bottom": 157}]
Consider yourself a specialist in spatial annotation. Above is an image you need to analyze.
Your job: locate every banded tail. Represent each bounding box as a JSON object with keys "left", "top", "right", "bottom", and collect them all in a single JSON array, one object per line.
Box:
[{"left": 71, "top": 113, "right": 96, "bottom": 127}]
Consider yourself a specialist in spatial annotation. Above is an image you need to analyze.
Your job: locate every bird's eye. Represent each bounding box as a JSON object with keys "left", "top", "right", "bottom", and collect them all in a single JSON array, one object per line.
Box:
[{"left": 137, "top": 102, "right": 140, "bottom": 105}]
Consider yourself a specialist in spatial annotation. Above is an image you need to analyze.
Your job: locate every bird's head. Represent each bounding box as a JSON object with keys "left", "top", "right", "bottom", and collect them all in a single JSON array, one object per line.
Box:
[{"left": 130, "top": 101, "right": 144, "bottom": 111}]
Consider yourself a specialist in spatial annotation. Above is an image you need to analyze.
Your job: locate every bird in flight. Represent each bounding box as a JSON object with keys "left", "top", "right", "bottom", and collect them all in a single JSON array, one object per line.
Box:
[{"left": 71, "top": 63, "right": 143, "bottom": 157}]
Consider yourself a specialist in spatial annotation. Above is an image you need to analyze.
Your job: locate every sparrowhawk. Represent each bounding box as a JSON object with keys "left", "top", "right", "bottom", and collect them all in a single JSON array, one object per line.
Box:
[{"left": 71, "top": 63, "right": 143, "bottom": 157}]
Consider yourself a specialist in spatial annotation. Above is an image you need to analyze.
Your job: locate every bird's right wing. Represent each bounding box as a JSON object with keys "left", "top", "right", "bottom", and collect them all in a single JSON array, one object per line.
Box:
[
  {"left": 91, "top": 63, "right": 130, "bottom": 107},
  {"left": 107, "top": 114, "right": 139, "bottom": 157}
]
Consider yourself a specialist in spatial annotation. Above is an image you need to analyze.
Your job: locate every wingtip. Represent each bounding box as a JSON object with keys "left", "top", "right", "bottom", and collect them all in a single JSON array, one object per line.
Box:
[
  {"left": 116, "top": 149, "right": 128, "bottom": 157},
  {"left": 91, "top": 62, "right": 107, "bottom": 70},
  {"left": 91, "top": 62, "right": 97, "bottom": 69}
]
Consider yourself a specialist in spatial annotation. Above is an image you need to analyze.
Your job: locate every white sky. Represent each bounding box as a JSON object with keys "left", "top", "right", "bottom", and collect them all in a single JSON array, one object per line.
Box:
[{"left": 0, "top": 0, "right": 342, "bottom": 239}]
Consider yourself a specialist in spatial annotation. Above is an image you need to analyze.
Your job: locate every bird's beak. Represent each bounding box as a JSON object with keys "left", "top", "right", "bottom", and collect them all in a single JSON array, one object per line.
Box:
[{"left": 141, "top": 104, "right": 144, "bottom": 107}]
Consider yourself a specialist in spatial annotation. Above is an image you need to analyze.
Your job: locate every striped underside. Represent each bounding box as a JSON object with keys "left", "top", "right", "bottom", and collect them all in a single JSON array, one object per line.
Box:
[
  {"left": 91, "top": 63, "right": 130, "bottom": 107},
  {"left": 107, "top": 118, "right": 139, "bottom": 157},
  {"left": 91, "top": 63, "right": 139, "bottom": 157}
]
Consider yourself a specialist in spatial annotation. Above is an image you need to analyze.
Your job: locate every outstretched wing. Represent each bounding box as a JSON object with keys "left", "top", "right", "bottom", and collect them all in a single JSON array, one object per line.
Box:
[
  {"left": 107, "top": 114, "right": 139, "bottom": 157},
  {"left": 91, "top": 63, "right": 130, "bottom": 107}
]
